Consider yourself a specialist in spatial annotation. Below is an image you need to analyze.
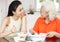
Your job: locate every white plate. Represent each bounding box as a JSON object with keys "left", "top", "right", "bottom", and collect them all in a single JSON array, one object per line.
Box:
[
  {"left": 14, "top": 33, "right": 27, "bottom": 42},
  {"left": 30, "top": 33, "right": 47, "bottom": 42}
]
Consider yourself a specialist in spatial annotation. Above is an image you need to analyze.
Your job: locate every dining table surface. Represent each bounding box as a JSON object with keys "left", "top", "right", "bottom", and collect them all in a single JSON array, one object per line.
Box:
[
  {"left": 14, "top": 33, "right": 60, "bottom": 42},
  {"left": 14, "top": 36, "right": 60, "bottom": 42}
]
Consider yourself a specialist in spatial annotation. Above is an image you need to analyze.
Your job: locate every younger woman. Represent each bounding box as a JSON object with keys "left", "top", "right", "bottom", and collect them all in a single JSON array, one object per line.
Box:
[{"left": 0, "top": 1, "right": 27, "bottom": 42}]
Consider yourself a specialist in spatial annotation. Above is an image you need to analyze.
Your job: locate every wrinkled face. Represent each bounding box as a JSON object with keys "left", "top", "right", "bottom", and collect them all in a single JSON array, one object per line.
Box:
[
  {"left": 40, "top": 7, "right": 48, "bottom": 18},
  {"left": 13, "top": 4, "right": 25, "bottom": 17}
]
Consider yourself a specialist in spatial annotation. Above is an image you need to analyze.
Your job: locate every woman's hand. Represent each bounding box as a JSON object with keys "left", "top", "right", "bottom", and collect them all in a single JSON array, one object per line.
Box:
[
  {"left": 20, "top": 12, "right": 26, "bottom": 18},
  {"left": 0, "top": 25, "right": 16, "bottom": 37},
  {"left": 29, "top": 29, "right": 38, "bottom": 35},
  {"left": 11, "top": 25, "right": 16, "bottom": 33},
  {"left": 47, "top": 31, "right": 57, "bottom": 38}
]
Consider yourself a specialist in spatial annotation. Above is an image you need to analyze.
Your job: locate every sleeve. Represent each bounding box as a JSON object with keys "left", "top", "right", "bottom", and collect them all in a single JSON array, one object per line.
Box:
[
  {"left": 33, "top": 18, "right": 39, "bottom": 33},
  {"left": 56, "top": 18, "right": 60, "bottom": 33}
]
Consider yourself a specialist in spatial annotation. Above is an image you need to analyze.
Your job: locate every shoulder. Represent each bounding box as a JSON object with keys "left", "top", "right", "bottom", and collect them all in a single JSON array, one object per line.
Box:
[
  {"left": 55, "top": 18, "right": 60, "bottom": 22},
  {"left": 55, "top": 18, "right": 60, "bottom": 24},
  {"left": 37, "top": 17, "right": 44, "bottom": 21},
  {"left": 4, "top": 17, "right": 10, "bottom": 21},
  {"left": 2, "top": 17, "right": 10, "bottom": 25}
]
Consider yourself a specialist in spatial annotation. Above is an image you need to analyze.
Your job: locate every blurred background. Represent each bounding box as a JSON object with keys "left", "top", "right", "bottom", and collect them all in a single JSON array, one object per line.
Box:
[{"left": 0, "top": 0, "right": 60, "bottom": 29}]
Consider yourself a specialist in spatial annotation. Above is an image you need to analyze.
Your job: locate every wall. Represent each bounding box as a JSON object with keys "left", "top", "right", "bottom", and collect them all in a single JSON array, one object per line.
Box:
[
  {"left": 59, "top": 0, "right": 60, "bottom": 11},
  {"left": 0, "top": 0, "right": 6, "bottom": 26},
  {"left": 27, "top": 12, "right": 40, "bottom": 29},
  {"left": 0, "top": 0, "right": 14, "bottom": 26},
  {"left": 19, "top": 0, "right": 36, "bottom": 11}
]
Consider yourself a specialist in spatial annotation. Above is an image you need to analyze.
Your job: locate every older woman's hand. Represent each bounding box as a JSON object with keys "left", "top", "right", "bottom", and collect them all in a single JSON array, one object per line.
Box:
[{"left": 47, "top": 31, "right": 57, "bottom": 38}]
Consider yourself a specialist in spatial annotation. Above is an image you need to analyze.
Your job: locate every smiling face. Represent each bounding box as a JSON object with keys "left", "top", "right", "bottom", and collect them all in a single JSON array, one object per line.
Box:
[
  {"left": 40, "top": 6, "right": 49, "bottom": 18},
  {"left": 13, "top": 4, "right": 25, "bottom": 17}
]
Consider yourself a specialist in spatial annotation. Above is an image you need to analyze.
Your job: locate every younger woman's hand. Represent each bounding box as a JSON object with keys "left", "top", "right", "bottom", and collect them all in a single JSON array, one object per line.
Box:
[
  {"left": 21, "top": 12, "right": 26, "bottom": 17},
  {"left": 11, "top": 25, "right": 16, "bottom": 33}
]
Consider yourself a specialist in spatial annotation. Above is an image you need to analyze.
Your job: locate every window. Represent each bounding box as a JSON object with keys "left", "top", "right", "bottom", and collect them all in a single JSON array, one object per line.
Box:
[{"left": 36, "top": 0, "right": 59, "bottom": 11}]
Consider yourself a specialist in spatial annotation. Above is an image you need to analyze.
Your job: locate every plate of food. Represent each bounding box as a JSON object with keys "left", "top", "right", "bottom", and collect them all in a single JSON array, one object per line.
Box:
[{"left": 14, "top": 33, "right": 27, "bottom": 42}]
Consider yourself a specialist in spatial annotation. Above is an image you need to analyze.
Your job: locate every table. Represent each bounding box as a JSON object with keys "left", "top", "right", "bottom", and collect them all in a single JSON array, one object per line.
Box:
[
  {"left": 14, "top": 37, "right": 60, "bottom": 42},
  {"left": 45, "top": 38, "right": 60, "bottom": 42},
  {"left": 14, "top": 33, "right": 60, "bottom": 42}
]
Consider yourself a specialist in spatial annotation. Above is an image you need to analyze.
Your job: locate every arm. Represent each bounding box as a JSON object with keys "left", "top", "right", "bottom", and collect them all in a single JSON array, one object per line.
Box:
[
  {"left": 29, "top": 28, "right": 38, "bottom": 35},
  {"left": 0, "top": 31, "right": 12, "bottom": 37},
  {"left": 56, "top": 18, "right": 60, "bottom": 38},
  {"left": 29, "top": 18, "right": 40, "bottom": 34},
  {"left": 47, "top": 31, "right": 60, "bottom": 38},
  {"left": 47, "top": 18, "right": 60, "bottom": 38},
  {"left": 55, "top": 32, "right": 60, "bottom": 38},
  {"left": 0, "top": 17, "right": 12, "bottom": 37},
  {"left": 21, "top": 16, "right": 27, "bottom": 34}
]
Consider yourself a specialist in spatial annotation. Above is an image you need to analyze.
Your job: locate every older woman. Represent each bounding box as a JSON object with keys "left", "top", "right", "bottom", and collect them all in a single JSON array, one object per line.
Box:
[{"left": 30, "top": 0, "right": 60, "bottom": 41}]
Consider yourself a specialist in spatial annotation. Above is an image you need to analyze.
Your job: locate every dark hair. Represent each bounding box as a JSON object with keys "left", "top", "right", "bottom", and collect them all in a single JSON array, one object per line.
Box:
[{"left": 7, "top": 1, "right": 22, "bottom": 16}]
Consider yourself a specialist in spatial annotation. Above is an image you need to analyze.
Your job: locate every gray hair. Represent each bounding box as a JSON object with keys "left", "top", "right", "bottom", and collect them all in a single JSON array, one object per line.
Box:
[{"left": 41, "top": 0, "right": 57, "bottom": 21}]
